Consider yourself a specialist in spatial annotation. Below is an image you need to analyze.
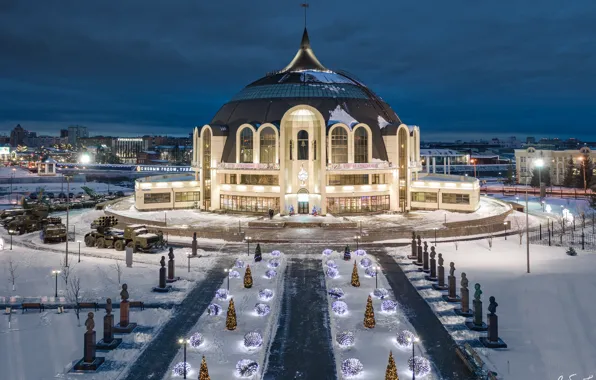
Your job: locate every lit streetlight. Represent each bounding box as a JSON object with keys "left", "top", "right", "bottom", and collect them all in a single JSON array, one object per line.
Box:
[
  {"left": 578, "top": 156, "right": 588, "bottom": 191},
  {"left": 187, "top": 253, "right": 191, "bottom": 273},
  {"left": 77, "top": 240, "right": 81, "bottom": 262},
  {"left": 178, "top": 338, "right": 190, "bottom": 379},
  {"left": 535, "top": 158, "right": 544, "bottom": 199},
  {"left": 52, "top": 270, "right": 61, "bottom": 297},
  {"left": 245, "top": 236, "right": 252, "bottom": 256},
  {"left": 503, "top": 221, "right": 508, "bottom": 240},
  {"left": 407, "top": 335, "right": 420, "bottom": 380},
  {"left": 470, "top": 158, "right": 477, "bottom": 178},
  {"left": 354, "top": 235, "right": 361, "bottom": 250},
  {"left": 374, "top": 265, "right": 380, "bottom": 289},
  {"left": 225, "top": 268, "right": 230, "bottom": 291}
]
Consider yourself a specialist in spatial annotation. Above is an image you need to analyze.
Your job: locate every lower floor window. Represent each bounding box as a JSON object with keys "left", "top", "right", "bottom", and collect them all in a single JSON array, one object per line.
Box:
[
  {"left": 442, "top": 193, "right": 470, "bottom": 204},
  {"left": 220, "top": 195, "right": 280, "bottom": 213},
  {"left": 144, "top": 192, "right": 171, "bottom": 204},
  {"left": 411, "top": 192, "right": 438, "bottom": 203},
  {"left": 327, "top": 195, "right": 389, "bottom": 214},
  {"left": 175, "top": 191, "right": 200, "bottom": 202}
]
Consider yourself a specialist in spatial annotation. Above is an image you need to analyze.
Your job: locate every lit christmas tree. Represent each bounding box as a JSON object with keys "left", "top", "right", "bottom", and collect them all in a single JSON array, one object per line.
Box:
[
  {"left": 385, "top": 350, "right": 399, "bottom": 380},
  {"left": 254, "top": 243, "right": 262, "bottom": 262},
  {"left": 244, "top": 265, "right": 253, "bottom": 288},
  {"left": 199, "top": 356, "right": 211, "bottom": 380},
  {"left": 363, "top": 295, "right": 376, "bottom": 328},
  {"left": 343, "top": 245, "right": 351, "bottom": 261},
  {"left": 226, "top": 298, "right": 237, "bottom": 330},
  {"left": 351, "top": 260, "right": 361, "bottom": 287}
]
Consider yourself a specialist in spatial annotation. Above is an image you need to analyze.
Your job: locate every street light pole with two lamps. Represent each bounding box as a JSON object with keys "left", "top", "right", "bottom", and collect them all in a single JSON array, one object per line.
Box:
[
  {"left": 52, "top": 270, "right": 61, "bottom": 297},
  {"left": 178, "top": 338, "right": 190, "bottom": 379},
  {"left": 408, "top": 335, "right": 420, "bottom": 380}
]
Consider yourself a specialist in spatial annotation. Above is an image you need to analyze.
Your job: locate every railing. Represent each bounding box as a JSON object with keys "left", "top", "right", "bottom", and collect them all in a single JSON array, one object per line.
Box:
[
  {"left": 217, "top": 163, "right": 280, "bottom": 170},
  {"left": 327, "top": 162, "right": 393, "bottom": 171}
]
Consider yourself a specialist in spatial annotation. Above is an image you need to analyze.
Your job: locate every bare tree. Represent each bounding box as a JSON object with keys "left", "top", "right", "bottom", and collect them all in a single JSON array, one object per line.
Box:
[
  {"left": 483, "top": 224, "right": 494, "bottom": 250},
  {"left": 513, "top": 216, "right": 525, "bottom": 245},
  {"left": 60, "top": 259, "right": 74, "bottom": 286},
  {"left": 7, "top": 258, "right": 18, "bottom": 291},
  {"left": 453, "top": 240, "right": 459, "bottom": 251},
  {"left": 67, "top": 275, "right": 82, "bottom": 326},
  {"left": 112, "top": 260, "right": 123, "bottom": 285}
]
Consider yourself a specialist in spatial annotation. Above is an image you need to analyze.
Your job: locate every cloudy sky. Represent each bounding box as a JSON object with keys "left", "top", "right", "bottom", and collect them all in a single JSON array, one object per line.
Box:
[{"left": 1, "top": 0, "right": 595, "bottom": 141}]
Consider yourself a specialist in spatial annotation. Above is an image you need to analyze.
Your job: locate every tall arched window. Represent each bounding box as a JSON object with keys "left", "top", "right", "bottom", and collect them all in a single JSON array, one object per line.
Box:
[
  {"left": 331, "top": 127, "right": 348, "bottom": 163},
  {"left": 354, "top": 127, "right": 368, "bottom": 163},
  {"left": 259, "top": 127, "right": 276, "bottom": 163},
  {"left": 202, "top": 129, "right": 211, "bottom": 180},
  {"left": 297, "top": 130, "right": 309, "bottom": 160},
  {"left": 398, "top": 128, "right": 408, "bottom": 212},
  {"left": 240, "top": 128, "right": 253, "bottom": 163}
]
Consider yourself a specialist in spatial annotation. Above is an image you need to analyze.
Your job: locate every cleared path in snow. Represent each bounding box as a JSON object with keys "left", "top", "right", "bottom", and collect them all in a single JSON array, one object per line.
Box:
[{"left": 263, "top": 258, "right": 337, "bottom": 380}]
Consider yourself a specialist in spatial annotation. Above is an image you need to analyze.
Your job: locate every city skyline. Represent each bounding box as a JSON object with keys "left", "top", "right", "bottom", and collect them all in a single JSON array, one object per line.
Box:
[{"left": 1, "top": 1, "right": 596, "bottom": 140}]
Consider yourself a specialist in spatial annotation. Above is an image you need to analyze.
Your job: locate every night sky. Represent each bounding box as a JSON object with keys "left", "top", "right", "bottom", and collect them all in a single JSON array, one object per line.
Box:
[{"left": 1, "top": 0, "right": 595, "bottom": 141}]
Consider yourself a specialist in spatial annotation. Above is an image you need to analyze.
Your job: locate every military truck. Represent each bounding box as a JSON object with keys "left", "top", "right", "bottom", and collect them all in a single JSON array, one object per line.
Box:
[
  {"left": 84, "top": 216, "right": 166, "bottom": 252},
  {"left": 0, "top": 209, "right": 27, "bottom": 227},
  {"left": 42, "top": 223, "right": 67, "bottom": 243},
  {"left": 6, "top": 207, "right": 61, "bottom": 235}
]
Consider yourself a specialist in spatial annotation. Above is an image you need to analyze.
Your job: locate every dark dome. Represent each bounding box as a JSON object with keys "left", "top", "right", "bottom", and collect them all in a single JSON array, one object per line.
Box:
[{"left": 209, "top": 28, "right": 402, "bottom": 162}]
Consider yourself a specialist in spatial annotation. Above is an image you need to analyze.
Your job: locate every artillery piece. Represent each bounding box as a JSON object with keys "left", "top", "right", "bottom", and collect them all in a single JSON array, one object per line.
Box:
[{"left": 84, "top": 216, "right": 166, "bottom": 252}]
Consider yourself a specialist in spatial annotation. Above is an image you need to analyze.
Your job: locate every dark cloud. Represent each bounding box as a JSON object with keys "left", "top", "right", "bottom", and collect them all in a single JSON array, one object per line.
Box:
[{"left": 1, "top": 0, "right": 596, "bottom": 139}]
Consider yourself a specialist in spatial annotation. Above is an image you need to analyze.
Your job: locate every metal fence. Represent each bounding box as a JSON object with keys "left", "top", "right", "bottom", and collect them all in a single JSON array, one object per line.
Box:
[{"left": 529, "top": 223, "right": 596, "bottom": 251}]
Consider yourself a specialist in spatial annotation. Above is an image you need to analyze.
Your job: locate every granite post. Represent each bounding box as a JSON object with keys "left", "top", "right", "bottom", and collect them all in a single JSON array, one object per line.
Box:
[
  {"left": 466, "top": 283, "right": 488, "bottom": 331},
  {"left": 426, "top": 247, "right": 438, "bottom": 281},
  {"left": 480, "top": 296, "right": 508, "bottom": 348},
  {"left": 432, "top": 253, "right": 448, "bottom": 290},
  {"left": 97, "top": 298, "right": 122, "bottom": 350},
  {"left": 73, "top": 312, "right": 105, "bottom": 371},
  {"left": 443, "top": 262, "right": 461, "bottom": 302}
]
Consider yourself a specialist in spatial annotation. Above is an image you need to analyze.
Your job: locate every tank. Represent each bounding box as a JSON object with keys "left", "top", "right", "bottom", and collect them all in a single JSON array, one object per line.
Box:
[{"left": 84, "top": 217, "right": 166, "bottom": 252}]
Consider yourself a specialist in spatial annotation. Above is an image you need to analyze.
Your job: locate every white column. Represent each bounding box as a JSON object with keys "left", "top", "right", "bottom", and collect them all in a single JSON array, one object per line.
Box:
[
  {"left": 443, "top": 158, "right": 446, "bottom": 174},
  {"left": 432, "top": 157, "right": 436, "bottom": 174},
  {"left": 426, "top": 156, "right": 430, "bottom": 173}
]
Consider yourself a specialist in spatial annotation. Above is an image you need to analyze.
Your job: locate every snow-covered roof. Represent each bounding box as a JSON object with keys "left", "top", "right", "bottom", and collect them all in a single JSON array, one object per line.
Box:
[
  {"left": 137, "top": 233, "right": 158, "bottom": 239},
  {"left": 419, "top": 149, "right": 463, "bottom": 157},
  {"left": 328, "top": 105, "right": 358, "bottom": 128}
]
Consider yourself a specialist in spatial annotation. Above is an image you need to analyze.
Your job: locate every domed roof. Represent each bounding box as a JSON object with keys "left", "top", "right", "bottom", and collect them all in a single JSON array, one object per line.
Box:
[{"left": 208, "top": 28, "right": 402, "bottom": 162}]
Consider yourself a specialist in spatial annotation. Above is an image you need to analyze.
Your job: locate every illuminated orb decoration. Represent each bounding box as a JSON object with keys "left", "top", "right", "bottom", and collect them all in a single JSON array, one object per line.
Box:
[
  {"left": 258, "top": 289, "right": 274, "bottom": 301},
  {"left": 207, "top": 303, "right": 222, "bottom": 316},
  {"left": 326, "top": 259, "right": 338, "bottom": 268},
  {"left": 408, "top": 356, "right": 431, "bottom": 378},
  {"left": 228, "top": 270, "right": 241, "bottom": 279},
  {"left": 341, "top": 358, "right": 363, "bottom": 378},
  {"left": 235, "top": 260, "right": 245, "bottom": 268},
  {"left": 172, "top": 362, "right": 191, "bottom": 376},
  {"left": 236, "top": 359, "right": 259, "bottom": 378},
  {"left": 268, "top": 259, "right": 280, "bottom": 268},
  {"left": 336, "top": 331, "right": 355, "bottom": 347},
  {"left": 322, "top": 249, "right": 333, "bottom": 256},
  {"left": 396, "top": 330, "right": 416, "bottom": 348},
  {"left": 270, "top": 250, "right": 281, "bottom": 257},
  {"left": 381, "top": 299, "right": 398, "bottom": 313},
  {"left": 189, "top": 332, "right": 204, "bottom": 348},
  {"left": 359, "top": 258, "right": 372, "bottom": 268},
  {"left": 215, "top": 288, "right": 229, "bottom": 300},
  {"left": 326, "top": 267, "right": 339, "bottom": 279},
  {"left": 373, "top": 288, "right": 389, "bottom": 299},
  {"left": 328, "top": 287, "right": 345, "bottom": 299},
  {"left": 265, "top": 269, "right": 277, "bottom": 279},
  {"left": 243, "top": 331, "right": 263, "bottom": 349},
  {"left": 332, "top": 300, "right": 348, "bottom": 315},
  {"left": 254, "top": 303, "right": 271, "bottom": 316},
  {"left": 354, "top": 249, "right": 367, "bottom": 257},
  {"left": 365, "top": 267, "right": 377, "bottom": 277}
]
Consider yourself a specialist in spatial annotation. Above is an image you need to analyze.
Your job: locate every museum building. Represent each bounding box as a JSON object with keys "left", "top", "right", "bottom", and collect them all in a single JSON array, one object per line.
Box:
[{"left": 135, "top": 29, "right": 480, "bottom": 214}]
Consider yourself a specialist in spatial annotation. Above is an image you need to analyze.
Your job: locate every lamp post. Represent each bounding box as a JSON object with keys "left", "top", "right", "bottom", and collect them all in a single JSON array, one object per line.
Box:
[
  {"left": 178, "top": 338, "right": 190, "bottom": 379},
  {"left": 578, "top": 156, "right": 587, "bottom": 191},
  {"left": 10, "top": 233, "right": 13, "bottom": 250},
  {"left": 225, "top": 268, "right": 230, "bottom": 291},
  {"left": 10, "top": 168, "right": 16, "bottom": 204},
  {"left": 535, "top": 158, "right": 544, "bottom": 199},
  {"left": 77, "top": 240, "right": 81, "bottom": 263},
  {"left": 503, "top": 222, "right": 508, "bottom": 240},
  {"left": 187, "top": 253, "right": 191, "bottom": 273},
  {"left": 433, "top": 228, "right": 437, "bottom": 246},
  {"left": 52, "top": 270, "right": 61, "bottom": 297},
  {"left": 64, "top": 175, "right": 72, "bottom": 267},
  {"left": 374, "top": 266, "right": 379, "bottom": 289},
  {"left": 354, "top": 235, "right": 361, "bottom": 250},
  {"left": 245, "top": 236, "right": 252, "bottom": 256},
  {"left": 525, "top": 176, "right": 530, "bottom": 274},
  {"left": 408, "top": 335, "right": 420, "bottom": 380}
]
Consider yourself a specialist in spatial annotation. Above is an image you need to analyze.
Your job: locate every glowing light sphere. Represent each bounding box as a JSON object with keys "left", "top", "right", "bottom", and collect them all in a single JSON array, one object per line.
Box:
[
  {"left": 243, "top": 331, "right": 263, "bottom": 349},
  {"left": 268, "top": 259, "right": 280, "bottom": 268},
  {"left": 265, "top": 269, "right": 277, "bottom": 279},
  {"left": 322, "top": 249, "right": 333, "bottom": 256},
  {"left": 236, "top": 359, "right": 259, "bottom": 377},
  {"left": 172, "top": 362, "right": 191, "bottom": 376},
  {"left": 326, "top": 267, "right": 339, "bottom": 279},
  {"left": 189, "top": 332, "right": 204, "bottom": 348},
  {"left": 215, "top": 288, "right": 229, "bottom": 300},
  {"left": 365, "top": 267, "right": 377, "bottom": 277},
  {"left": 235, "top": 259, "right": 245, "bottom": 268},
  {"left": 381, "top": 299, "right": 398, "bottom": 313},
  {"left": 332, "top": 300, "right": 348, "bottom": 315},
  {"left": 359, "top": 258, "right": 372, "bottom": 268},
  {"left": 270, "top": 250, "right": 281, "bottom": 257},
  {"left": 373, "top": 288, "right": 389, "bottom": 299},
  {"left": 341, "top": 358, "right": 363, "bottom": 378},
  {"left": 408, "top": 356, "right": 431, "bottom": 378},
  {"left": 258, "top": 289, "right": 274, "bottom": 301},
  {"left": 228, "top": 270, "right": 240, "bottom": 279},
  {"left": 254, "top": 303, "right": 271, "bottom": 316},
  {"left": 336, "top": 331, "right": 355, "bottom": 347},
  {"left": 328, "top": 287, "right": 345, "bottom": 299},
  {"left": 326, "top": 259, "right": 338, "bottom": 268},
  {"left": 207, "top": 303, "right": 222, "bottom": 316},
  {"left": 354, "top": 249, "right": 367, "bottom": 256},
  {"left": 396, "top": 330, "right": 416, "bottom": 348}
]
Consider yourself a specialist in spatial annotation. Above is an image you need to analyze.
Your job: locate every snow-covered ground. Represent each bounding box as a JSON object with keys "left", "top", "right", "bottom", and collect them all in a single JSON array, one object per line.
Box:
[
  {"left": 0, "top": 166, "right": 35, "bottom": 178},
  {"left": 163, "top": 250, "right": 285, "bottom": 379},
  {"left": 392, "top": 239, "right": 596, "bottom": 380},
  {"left": 322, "top": 249, "right": 436, "bottom": 379},
  {"left": 492, "top": 194, "right": 591, "bottom": 218}
]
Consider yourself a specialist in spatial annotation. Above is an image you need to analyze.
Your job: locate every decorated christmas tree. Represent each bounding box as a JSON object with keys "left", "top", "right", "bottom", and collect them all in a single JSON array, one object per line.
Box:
[
  {"left": 363, "top": 295, "right": 376, "bottom": 328},
  {"left": 199, "top": 356, "right": 211, "bottom": 380},
  {"left": 343, "top": 245, "right": 351, "bottom": 261},
  {"left": 226, "top": 298, "right": 237, "bottom": 330},
  {"left": 385, "top": 350, "right": 399, "bottom": 380},
  {"left": 244, "top": 265, "right": 253, "bottom": 288},
  {"left": 254, "top": 243, "right": 262, "bottom": 262},
  {"left": 351, "top": 260, "right": 360, "bottom": 287}
]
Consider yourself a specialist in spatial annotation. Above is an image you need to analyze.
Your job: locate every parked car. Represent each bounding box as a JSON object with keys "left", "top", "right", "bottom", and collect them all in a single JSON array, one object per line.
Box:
[{"left": 47, "top": 192, "right": 55, "bottom": 199}]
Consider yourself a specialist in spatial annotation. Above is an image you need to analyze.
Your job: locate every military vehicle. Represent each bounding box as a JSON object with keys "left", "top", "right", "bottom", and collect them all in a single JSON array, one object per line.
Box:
[
  {"left": 6, "top": 206, "right": 60, "bottom": 235},
  {"left": 0, "top": 209, "right": 27, "bottom": 227},
  {"left": 84, "top": 216, "right": 166, "bottom": 252},
  {"left": 42, "top": 223, "right": 67, "bottom": 243}
]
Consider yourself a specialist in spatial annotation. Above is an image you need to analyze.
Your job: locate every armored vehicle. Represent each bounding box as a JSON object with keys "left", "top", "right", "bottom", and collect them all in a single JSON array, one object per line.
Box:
[
  {"left": 42, "top": 223, "right": 67, "bottom": 243},
  {"left": 0, "top": 209, "right": 27, "bottom": 227},
  {"left": 6, "top": 206, "right": 60, "bottom": 235},
  {"left": 84, "top": 216, "right": 166, "bottom": 252}
]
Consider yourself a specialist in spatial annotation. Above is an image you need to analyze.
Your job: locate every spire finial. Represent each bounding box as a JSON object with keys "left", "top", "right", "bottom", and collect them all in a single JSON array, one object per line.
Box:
[{"left": 301, "top": 3, "right": 309, "bottom": 29}]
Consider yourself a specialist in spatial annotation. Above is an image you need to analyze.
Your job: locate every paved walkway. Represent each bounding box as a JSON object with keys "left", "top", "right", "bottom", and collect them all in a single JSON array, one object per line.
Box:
[
  {"left": 371, "top": 248, "right": 476, "bottom": 380},
  {"left": 121, "top": 256, "right": 234, "bottom": 380},
  {"left": 263, "top": 258, "right": 337, "bottom": 380}
]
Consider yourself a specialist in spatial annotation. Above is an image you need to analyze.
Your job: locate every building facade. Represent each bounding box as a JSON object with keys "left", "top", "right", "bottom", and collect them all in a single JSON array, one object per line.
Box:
[
  {"left": 135, "top": 29, "right": 480, "bottom": 214},
  {"left": 68, "top": 125, "right": 89, "bottom": 147},
  {"left": 113, "top": 138, "right": 149, "bottom": 164},
  {"left": 515, "top": 146, "right": 596, "bottom": 185}
]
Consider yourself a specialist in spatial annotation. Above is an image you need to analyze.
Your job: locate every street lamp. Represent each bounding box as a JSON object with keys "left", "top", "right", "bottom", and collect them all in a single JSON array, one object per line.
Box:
[
  {"left": 178, "top": 338, "right": 190, "bottom": 379},
  {"left": 52, "top": 270, "right": 61, "bottom": 297},
  {"left": 503, "top": 222, "right": 508, "bottom": 240},
  {"left": 77, "top": 240, "right": 81, "bottom": 262},
  {"left": 354, "top": 235, "right": 361, "bottom": 250},
  {"left": 187, "top": 253, "right": 191, "bottom": 273},
  {"left": 470, "top": 158, "right": 477, "bottom": 178},
  {"left": 225, "top": 268, "right": 230, "bottom": 291},
  {"left": 245, "top": 236, "right": 252, "bottom": 256},
  {"left": 10, "top": 168, "right": 16, "bottom": 204},
  {"left": 535, "top": 158, "right": 544, "bottom": 199},
  {"left": 407, "top": 335, "right": 420, "bottom": 380},
  {"left": 433, "top": 228, "right": 437, "bottom": 246},
  {"left": 525, "top": 176, "right": 530, "bottom": 273},
  {"left": 374, "top": 266, "right": 380, "bottom": 289},
  {"left": 578, "top": 156, "right": 587, "bottom": 191},
  {"left": 64, "top": 175, "right": 73, "bottom": 267}
]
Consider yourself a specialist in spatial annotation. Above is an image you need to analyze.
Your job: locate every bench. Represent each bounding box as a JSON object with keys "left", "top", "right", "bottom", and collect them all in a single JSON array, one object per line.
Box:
[
  {"left": 458, "top": 343, "right": 499, "bottom": 379},
  {"left": 76, "top": 302, "right": 99, "bottom": 312},
  {"left": 129, "top": 301, "right": 145, "bottom": 310},
  {"left": 22, "top": 303, "right": 45, "bottom": 313}
]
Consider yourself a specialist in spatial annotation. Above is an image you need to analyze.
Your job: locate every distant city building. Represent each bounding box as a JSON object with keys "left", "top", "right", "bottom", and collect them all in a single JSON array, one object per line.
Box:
[
  {"left": 515, "top": 146, "right": 596, "bottom": 185},
  {"left": 137, "top": 150, "right": 161, "bottom": 165},
  {"left": 79, "top": 136, "right": 115, "bottom": 149},
  {"left": 113, "top": 137, "right": 148, "bottom": 164},
  {"left": 24, "top": 135, "right": 64, "bottom": 148},
  {"left": 68, "top": 125, "right": 89, "bottom": 146},
  {"left": 60, "top": 129, "right": 69, "bottom": 138},
  {"left": 10, "top": 124, "right": 27, "bottom": 147}
]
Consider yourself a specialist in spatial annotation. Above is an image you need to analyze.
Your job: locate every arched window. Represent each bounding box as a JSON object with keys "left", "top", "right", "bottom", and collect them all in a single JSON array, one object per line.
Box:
[
  {"left": 240, "top": 128, "right": 253, "bottom": 163},
  {"left": 202, "top": 129, "right": 211, "bottom": 180},
  {"left": 331, "top": 127, "right": 348, "bottom": 163},
  {"left": 297, "top": 130, "right": 309, "bottom": 160},
  {"left": 259, "top": 127, "right": 276, "bottom": 163},
  {"left": 354, "top": 127, "right": 368, "bottom": 163}
]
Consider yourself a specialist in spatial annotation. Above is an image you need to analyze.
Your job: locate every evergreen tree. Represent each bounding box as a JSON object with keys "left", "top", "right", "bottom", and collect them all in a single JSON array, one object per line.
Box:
[
  {"left": 385, "top": 351, "right": 399, "bottom": 380},
  {"left": 244, "top": 265, "right": 253, "bottom": 289},
  {"left": 577, "top": 155, "right": 594, "bottom": 190},
  {"left": 226, "top": 298, "right": 237, "bottom": 330},
  {"left": 363, "top": 295, "right": 375, "bottom": 328},
  {"left": 343, "top": 245, "right": 351, "bottom": 261},
  {"left": 254, "top": 243, "right": 262, "bottom": 262},
  {"left": 351, "top": 261, "right": 360, "bottom": 287},
  {"left": 504, "top": 163, "right": 514, "bottom": 185},
  {"left": 198, "top": 356, "right": 211, "bottom": 380},
  {"left": 563, "top": 156, "right": 575, "bottom": 188},
  {"left": 530, "top": 166, "right": 551, "bottom": 187}
]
